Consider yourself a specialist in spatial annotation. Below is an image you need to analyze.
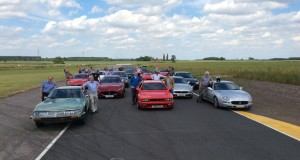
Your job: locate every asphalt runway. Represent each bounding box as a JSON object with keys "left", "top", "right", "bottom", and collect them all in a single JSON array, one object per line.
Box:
[{"left": 1, "top": 87, "right": 300, "bottom": 160}]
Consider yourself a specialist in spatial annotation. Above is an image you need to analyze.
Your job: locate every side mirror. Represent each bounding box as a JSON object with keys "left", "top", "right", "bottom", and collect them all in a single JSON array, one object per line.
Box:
[
  {"left": 240, "top": 87, "right": 243, "bottom": 90},
  {"left": 208, "top": 87, "right": 213, "bottom": 90}
]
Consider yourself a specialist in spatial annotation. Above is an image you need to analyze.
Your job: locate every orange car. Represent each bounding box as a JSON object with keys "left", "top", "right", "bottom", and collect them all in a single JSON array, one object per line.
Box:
[
  {"left": 136, "top": 80, "right": 174, "bottom": 109},
  {"left": 67, "top": 73, "right": 89, "bottom": 86}
]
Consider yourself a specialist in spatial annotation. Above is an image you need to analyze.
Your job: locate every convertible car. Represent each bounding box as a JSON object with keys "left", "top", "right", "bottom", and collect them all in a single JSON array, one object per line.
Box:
[
  {"left": 172, "top": 76, "right": 193, "bottom": 98},
  {"left": 67, "top": 73, "right": 89, "bottom": 86},
  {"left": 174, "top": 71, "right": 199, "bottom": 90},
  {"left": 202, "top": 80, "right": 253, "bottom": 109},
  {"left": 136, "top": 80, "right": 174, "bottom": 109},
  {"left": 31, "top": 86, "right": 90, "bottom": 127},
  {"left": 98, "top": 75, "right": 125, "bottom": 98}
]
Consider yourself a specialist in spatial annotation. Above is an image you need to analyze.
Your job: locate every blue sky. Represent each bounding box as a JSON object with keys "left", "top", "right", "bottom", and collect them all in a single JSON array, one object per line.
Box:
[{"left": 0, "top": 0, "right": 299, "bottom": 59}]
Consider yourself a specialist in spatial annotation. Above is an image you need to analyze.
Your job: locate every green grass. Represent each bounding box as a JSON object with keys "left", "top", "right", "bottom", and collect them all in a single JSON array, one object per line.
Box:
[{"left": 0, "top": 60, "right": 299, "bottom": 97}]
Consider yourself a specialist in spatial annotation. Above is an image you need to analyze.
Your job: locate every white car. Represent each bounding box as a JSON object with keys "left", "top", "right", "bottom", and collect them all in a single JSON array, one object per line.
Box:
[{"left": 172, "top": 76, "right": 193, "bottom": 98}]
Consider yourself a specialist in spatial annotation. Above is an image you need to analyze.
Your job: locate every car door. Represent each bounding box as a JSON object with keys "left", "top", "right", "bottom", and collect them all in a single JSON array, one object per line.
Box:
[
  {"left": 205, "top": 84, "right": 214, "bottom": 102},
  {"left": 83, "top": 90, "right": 90, "bottom": 110}
]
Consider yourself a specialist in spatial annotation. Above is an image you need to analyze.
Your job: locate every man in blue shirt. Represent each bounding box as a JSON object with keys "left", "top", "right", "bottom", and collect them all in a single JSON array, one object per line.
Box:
[
  {"left": 130, "top": 72, "right": 142, "bottom": 105},
  {"left": 40, "top": 76, "right": 57, "bottom": 101},
  {"left": 83, "top": 76, "right": 100, "bottom": 113}
]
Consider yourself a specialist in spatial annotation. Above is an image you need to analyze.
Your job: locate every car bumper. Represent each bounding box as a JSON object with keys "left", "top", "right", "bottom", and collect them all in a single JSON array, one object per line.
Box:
[
  {"left": 220, "top": 102, "right": 253, "bottom": 108},
  {"left": 173, "top": 92, "right": 193, "bottom": 98},
  {"left": 138, "top": 101, "right": 174, "bottom": 109},
  {"left": 32, "top": 115, "right": 83, "bottom": 124},
  {"left": 98, "top": 91, "right": 124, "bottom": 98}
]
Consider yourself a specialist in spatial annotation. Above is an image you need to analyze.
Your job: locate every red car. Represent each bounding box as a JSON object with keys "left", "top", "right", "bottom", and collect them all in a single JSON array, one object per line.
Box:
[
  {"left": 136, "top": 80, "right": 174, "bottom": 109},
  {"left": 67, "top": 73, "right": 89, "bottom": 86},
  {"left": 98, "top": 75, "right": 125, "bottom": 98},
  {"left": 141, "top": 73, "right": 152, "bottom": 80}
]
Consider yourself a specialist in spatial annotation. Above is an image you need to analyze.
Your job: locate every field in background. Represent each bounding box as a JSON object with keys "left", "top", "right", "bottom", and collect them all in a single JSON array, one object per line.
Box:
[{"left": 0, "top": 60, "right": 299, "bottom": 98}]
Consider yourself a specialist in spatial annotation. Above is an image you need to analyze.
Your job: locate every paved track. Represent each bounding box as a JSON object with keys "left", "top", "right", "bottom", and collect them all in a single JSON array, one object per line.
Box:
[{"left": 1, "top": 87, "right": 300, "bottom": 160}]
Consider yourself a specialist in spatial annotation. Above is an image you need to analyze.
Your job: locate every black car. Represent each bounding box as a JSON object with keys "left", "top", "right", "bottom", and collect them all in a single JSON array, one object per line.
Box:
[{"left": 174, "top": 71, "right": 199, "bottom": 90}]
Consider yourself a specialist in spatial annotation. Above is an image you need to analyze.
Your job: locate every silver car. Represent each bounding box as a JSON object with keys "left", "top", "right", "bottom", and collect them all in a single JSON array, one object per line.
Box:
[
  {"left": 203, "top": 80, "right": 253, "bottom": 109},
  {"left": 172, "top": 76, "right": 193, "bottom": 98}
]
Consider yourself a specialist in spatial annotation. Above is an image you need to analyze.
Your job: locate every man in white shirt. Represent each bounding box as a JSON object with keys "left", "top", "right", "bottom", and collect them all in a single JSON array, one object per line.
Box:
[{"left": 151, "top": 71, "right": 161, "bottom": 81}]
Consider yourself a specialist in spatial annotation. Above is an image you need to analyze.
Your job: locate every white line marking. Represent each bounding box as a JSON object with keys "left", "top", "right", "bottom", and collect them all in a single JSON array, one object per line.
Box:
[
  {"left": 233, "top": 111, "right": 300, "bottom": 142},
  {"left": 35, "top": 123, "right": 70, "bottom": 160},
  {"left": 193, "top": 92, "right": 300, "bottom": 142}
]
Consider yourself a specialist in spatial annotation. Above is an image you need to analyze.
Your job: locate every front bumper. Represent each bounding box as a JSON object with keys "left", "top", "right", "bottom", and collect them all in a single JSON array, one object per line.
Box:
[
  {"left": 98, "top": 91, "right": 124, "bottom": 98},
  {"left": 220, "top": 101, "right": 253, "bottom": 108},
  {"left": 173, "top": 91, "right": 193, "bottom": 98},
  {"left": 138, "top": 101, "right": 174, "bottom": 109},
  {"left": 32, "top": 115, "right": 83, "bottom": 124}
]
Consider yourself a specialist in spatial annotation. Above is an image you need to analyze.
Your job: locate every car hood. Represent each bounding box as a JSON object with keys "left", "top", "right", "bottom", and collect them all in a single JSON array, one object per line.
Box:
[
  {"left": 34, "top": 98, "right": 84, "bottom": 111},
  {"left": 174, "top": 84, "right": 192, "bottom": 91},
  {"left": 99, "top": 83, "right": 123, "bottom": 91},
  {"left": 68, "top": 79, "right": 88, "bottom": 84},
  {"left": 183, "top": 78, "right": 198, "bottom": 82},
  {"left": 139, "top": 90, "right": 173, "bottom": 99},
  {"left": 215, "top": 90, "right": 251, "bottom": 101}
]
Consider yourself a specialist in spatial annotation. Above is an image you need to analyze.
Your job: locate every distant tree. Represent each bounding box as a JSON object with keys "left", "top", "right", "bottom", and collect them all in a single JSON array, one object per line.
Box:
[
  {"left": 203, "top": 57, "right": 225, "bottom": 60},
  {"left": 52, "top": 56, "right": 65, "bottom": 64},
  {"left": 135, "top": 56, "right": 154, "bottom": 61},
  {"left": 163, "top": 54, "right": 165, "bottom": 61},
  {"left": 166, "top": 54, "right": 169, "bottom": 61},
  {"left": 220, "top": 57, "right": 225, "bottom": 60},
  {"left": 171, "top": 55, "right": 176, "bottom": 63},
  {"left": 249, "top": 57, "right": 255, "bottom": 60}
]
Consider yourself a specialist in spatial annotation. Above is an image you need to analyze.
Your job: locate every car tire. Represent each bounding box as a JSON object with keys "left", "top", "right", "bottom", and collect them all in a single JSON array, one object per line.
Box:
[
  {"left": 35, "top": 122, "right": 44, "bottom": 128},
  {"left": 214, "top": 97, "right": 219, "bottom": 108}
]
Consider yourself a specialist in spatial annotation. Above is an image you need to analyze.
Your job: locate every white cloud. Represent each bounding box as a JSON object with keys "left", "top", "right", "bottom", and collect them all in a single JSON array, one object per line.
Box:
[
  {"left": 261, "top": 32, "right": 271, "bottom": 38},
  {"left": 273, "top": 39, "right": 284, "bottom": 44},
  {"left": 292, "top": 36, "right": 300, "bottom": 42},
  {"left": 223, "top": 39, "right": 240, "bottom": 45},
  {"left": 90, "top": 5, "right": 102, "bottom": 14}
]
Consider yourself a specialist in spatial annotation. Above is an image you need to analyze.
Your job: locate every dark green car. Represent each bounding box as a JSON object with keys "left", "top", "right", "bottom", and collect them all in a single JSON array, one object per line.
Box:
[{"left": 31, "top": 86, "right": 90, "bottom": 127}]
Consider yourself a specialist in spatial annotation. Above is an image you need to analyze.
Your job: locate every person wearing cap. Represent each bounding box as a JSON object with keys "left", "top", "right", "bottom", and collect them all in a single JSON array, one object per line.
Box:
[
  {"left": 40, "top": 76, "right": 57, "bottom": 101},
  {"left": 162, "top": 73, "right": 174, "bottom": 93},
  {"left": 82, "top": 76, "right": 100, "bottom": 113},
  {"left": 197, "top": 71, "right": 213, "bottom": 103}
]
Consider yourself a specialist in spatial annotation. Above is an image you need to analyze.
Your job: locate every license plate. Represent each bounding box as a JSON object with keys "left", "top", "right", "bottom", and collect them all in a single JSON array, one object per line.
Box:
[
  {"left": 105, "top": 95, "right": 114, "bottom": 98},
  {"left": 177, "top": 93, "right": 185, "bottom": 96},
  {"left": 152, "top": 105, "right": 163, "bottom": 108}
]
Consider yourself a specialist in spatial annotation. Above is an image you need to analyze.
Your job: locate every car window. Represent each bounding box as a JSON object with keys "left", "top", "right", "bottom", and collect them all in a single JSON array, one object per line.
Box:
[
  {"left": 214, "top": 83, "right": 239, "bottom": 90},
  {"left": 174, "top": 78, "right": 186, "bottom": 83},
  {"left": 48, "top": 89, "right": 83, "bottom": 98},
  {"left": 112, "top": 72, "right": 127, "bottom": 77},
  {"left": 102, "top": 77, "right": 122, "bottom": 83},
  {"left": 176, "top": 73, "right": 193, "bottom": 78},
  {"left": 74, "top": 74, "right": 88, "bottom": 79},
  {"left": 141, "top": 83, "right": 167, "bottom": 90}
]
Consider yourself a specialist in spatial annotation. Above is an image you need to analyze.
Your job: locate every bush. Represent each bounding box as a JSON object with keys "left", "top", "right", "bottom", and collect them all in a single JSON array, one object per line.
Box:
[{"left": 52, "top": 56, "right": 65, "bottom": 64}]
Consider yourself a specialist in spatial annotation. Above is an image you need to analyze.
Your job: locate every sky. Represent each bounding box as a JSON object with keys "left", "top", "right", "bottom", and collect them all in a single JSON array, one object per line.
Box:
[{"left": 0, "top": 0, "right": 300, "bottom": 60}]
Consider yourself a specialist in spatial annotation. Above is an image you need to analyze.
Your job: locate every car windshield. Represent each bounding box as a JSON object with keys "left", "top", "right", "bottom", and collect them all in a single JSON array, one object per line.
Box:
[
  {"left": 112, "top": 72, "right": 127, "bottom": 77},
  {"left": 74, "top": 74, "right": 88, "bottom": 79},
  {"left": 125, "top": 70, "right": 134, "bottom": 74},
  {"left": 141, "top": 83, "right": 167, "bottom": 90},
  {"left": 101, "top": 77, "right": 122, "bottom": 83},
  {"left": 174, "top": 78, "right": 187, "bottom": 84},
  {"left": 176, "top": 73, "right": 193, "bottom": 78},
  {"left": 214, "top": 83, "right": 240, "bottom": 90},
  {"left": 48, "top": 89, "right": 83, "bottom": 99}
]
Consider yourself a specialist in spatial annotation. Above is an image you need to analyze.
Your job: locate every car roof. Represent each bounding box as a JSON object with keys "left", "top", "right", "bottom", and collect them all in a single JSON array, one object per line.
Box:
[
  {"left": 172, "top": 76, "right": 184, "bottom": 79},
  {"left": 57, "top": 86, "right": 82, "bottom": 89},
  {"left": 142, "top": 80, "right": 163, "bottom": 84},
  {"left": 175, "top": 71, "right": 191, "bottom": 74},
  {"left": 112, "top": 71, "right": 126, "bottom": 73},
  {"left": 213, "top": 80, "right": 234, "bottom": 83},
  {"left": 103, "top": 75, "right": 120, "bottom": 78}
]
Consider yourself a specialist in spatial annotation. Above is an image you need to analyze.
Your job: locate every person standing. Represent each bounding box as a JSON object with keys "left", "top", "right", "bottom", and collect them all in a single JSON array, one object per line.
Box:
[
  {"left": 130, "top": 72, "right": 142, "bottom": 105},
  {"left": 40, "top": 76, "right": 57, "bottom": 101},
  {"left": 151, "top": 71, "right": 161, "bottom": 81},
  {"left": 82, "top": 76, "right": 100, "bottom": 113},
  {"left": 162, "top": 73, "right": 174, "bottom": 93},
  {"left": 64, "top": 68, "right": 73, "bottom": 84},
  {"left": 197, "top": 71, "right": 213, "bottom": 103}
]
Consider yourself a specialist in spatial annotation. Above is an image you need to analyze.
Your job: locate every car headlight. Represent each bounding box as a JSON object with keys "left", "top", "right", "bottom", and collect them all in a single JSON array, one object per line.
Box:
[
  {"left": 165, "top": 98, "right": 173, "bottom": 101},
  {"left": 248, "top": 96, "right": 253, "bottom": 103},
  {"left": 142, "top": 99, "right": 149, "bottom": 102},
  {"left": 222, "top": 96, "right": 230, "bottom": 102},
  {"left": 195, "top": 81, "right": 199, "bottom": 84}
]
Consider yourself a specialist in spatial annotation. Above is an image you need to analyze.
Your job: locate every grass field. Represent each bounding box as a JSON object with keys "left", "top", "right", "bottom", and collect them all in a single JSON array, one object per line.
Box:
[{"left": 0, "top": 60, "right": 299, "bottom": 98}]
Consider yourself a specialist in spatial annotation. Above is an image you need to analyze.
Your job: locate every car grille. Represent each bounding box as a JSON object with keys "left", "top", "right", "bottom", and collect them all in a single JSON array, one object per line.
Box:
[
  {"left": 231, "top": 101, "right": 249, "bottom": 105},
  {"left": 174, "top": 91, "right": 189, "bottom": 93},
  {"left": 101, "top": 91, "right": 117, "bottom": 95},
  {"left": 149, "top": 99, "right": 165, "bottom": 101}
]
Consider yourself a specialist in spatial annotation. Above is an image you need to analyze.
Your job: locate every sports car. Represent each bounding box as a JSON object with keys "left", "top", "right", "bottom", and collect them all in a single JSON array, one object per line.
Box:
[
  {"left": 67, "top": 73, "right": 89, "bottom": 86},
  {"left": 31, "top": 86, "right": 90, "bottom": 127},
  {"left": 111, "top": 71, "right": 129, "bottom": 88},
  {"left": 174, "top": 71, "right": 199, "bottom": 90},
  {"left": 172, "top": 76, "right": 193, "bottom": 98},
  {"left": 203, "top": 80, "right": 253, "bottom": 109},
  {"left": 141, "top": 73, "right": 153, "bottom": 80},
  {"left": 136, "top": 80, "right": 174, "bottom": 109},
  {"left": 98, "top": 75, "right": 125, "bottom": 98}
]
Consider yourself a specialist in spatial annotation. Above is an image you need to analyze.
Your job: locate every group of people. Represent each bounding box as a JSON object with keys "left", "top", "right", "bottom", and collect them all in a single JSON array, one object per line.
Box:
[{"left": 40, "top": 66, "right": 212, "bottom": 114}]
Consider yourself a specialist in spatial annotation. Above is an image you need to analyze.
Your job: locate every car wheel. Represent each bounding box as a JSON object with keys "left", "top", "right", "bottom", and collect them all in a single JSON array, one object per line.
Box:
[
  {"left": 35, "top": 122, "right": 44, "bottom": 128},
  {"left": 214, "top": 97, "right": 219, "bottom": 108}
]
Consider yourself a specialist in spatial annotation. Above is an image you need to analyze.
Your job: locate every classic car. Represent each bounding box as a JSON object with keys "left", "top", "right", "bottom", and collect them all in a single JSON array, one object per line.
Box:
[
  {"left": 141, "top": 73, "right": 153, "bottom": 80},
  {"left": 31, "top": 86, "right": 90, "bottom": 127},
  {"left": 98, "top": 75, "right": 125, "bottom": 98},
  {"left": 172, "top": 76, "right": 193, "bottom": 98},
  {"left": 136, "top": 80, "right": 174, "bottom": 109},
  {"left": 202, "top": 80, "right": 253, "bottom": 109},
  {"left": 111, "top": 71, "right": 129, "bottom": 88},
  {"left": 174, "top": 71, "right": 199, "bottom": 90},
  {"left": 67, "top": 73, "right": 89, "bottom": 86}
]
